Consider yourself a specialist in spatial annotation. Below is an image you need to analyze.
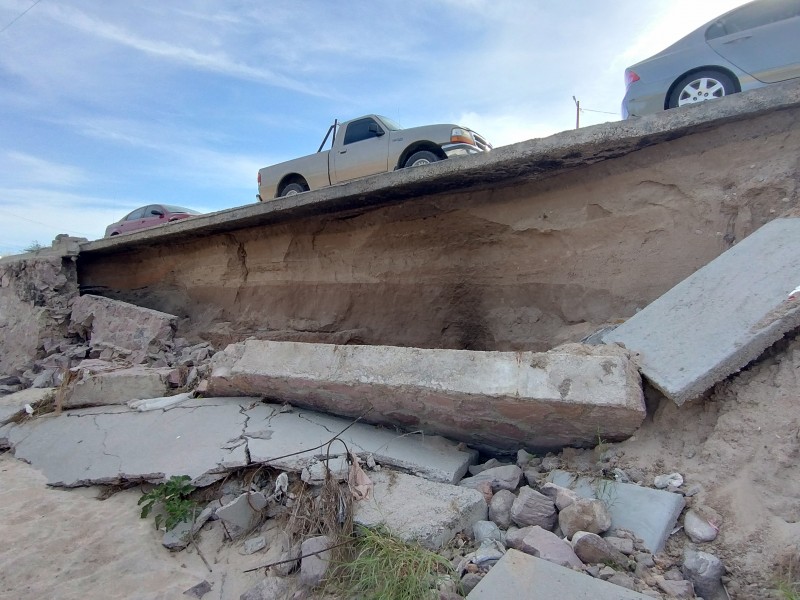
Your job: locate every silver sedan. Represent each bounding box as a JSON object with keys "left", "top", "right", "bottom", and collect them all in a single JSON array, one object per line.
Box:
[{"left": 622, "top": 0, "right": 800, "bottom": 118}]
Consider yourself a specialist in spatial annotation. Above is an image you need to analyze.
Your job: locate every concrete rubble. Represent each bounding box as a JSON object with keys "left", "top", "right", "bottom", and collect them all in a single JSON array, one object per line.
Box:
[
  {"left": 604, "top": 216, "right": 800, "bottom": 405},
  {"left": 207, "top": 339, "right": 646, "bottom": 452}
]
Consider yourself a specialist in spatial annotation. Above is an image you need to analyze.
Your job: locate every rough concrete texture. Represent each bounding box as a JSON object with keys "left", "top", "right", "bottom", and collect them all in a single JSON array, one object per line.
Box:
[
  {"left": 353, "top": 470, "right": 487, "bottom": 550},
  {"left": 5, "top": 398, "right": 475, "bottom": 487},
  {"left": 244, "top": 405, "right": 476, "bottom": 484},
  {"left": 64, "top": 362, "right": 173, "bottom": 408},
  {"left": 467, "top": 549, "right": 650, "bottom": 599},
  {"left": 604, "top": 217, "right": 800, "bottom": 404},
  {"left": 78, "top": 84, "right": 800, "bottom": 353},
  {"left": 0, "top": 387, "right": 54, "bottom": 425},
  {"left": 208, "top": 340, "right": 645, "bottom": 452},
  {"left": 70, "top": 294, "right": 177, "bottom": 364},
  {"left": 0, "top": 248, "right": 80, "bottom": 377},
  {"left": 548, "top": 470, "right": 685, "bottom": 553}
]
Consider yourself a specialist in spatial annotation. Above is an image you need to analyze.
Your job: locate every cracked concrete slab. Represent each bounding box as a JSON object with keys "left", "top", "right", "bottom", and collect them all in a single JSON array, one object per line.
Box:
[
  {"left": 244, "top": 405, "right": 477, "bottom": 484},
  {"left": 208, "top": 340, "right": 645, "bottom": 453},
  {"left": 603, "top": 217, "right": 800, "bottom": 404},
  {"left": 5, "top": 398, "right": 476, "bottom": 487}
]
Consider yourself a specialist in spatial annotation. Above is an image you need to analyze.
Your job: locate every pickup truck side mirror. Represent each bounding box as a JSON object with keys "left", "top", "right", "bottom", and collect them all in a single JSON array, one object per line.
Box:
[{"left": 369, "top": 123, "right": 385, "bottom": 137}]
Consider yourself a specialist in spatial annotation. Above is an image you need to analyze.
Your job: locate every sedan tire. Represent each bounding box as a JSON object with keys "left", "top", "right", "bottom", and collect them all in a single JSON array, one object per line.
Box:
[{"left": 668, "top": 70, "right": 737, "bottom": 109}]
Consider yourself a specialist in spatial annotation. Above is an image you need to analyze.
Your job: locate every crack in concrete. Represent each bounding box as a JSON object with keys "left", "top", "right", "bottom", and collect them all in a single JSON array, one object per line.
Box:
[{"left": 92, "top": 415, "right": 122, "bottom": 472}]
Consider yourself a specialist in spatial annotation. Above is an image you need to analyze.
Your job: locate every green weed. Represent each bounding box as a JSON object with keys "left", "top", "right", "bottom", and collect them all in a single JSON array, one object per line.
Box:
[{"left": 138, "top": 475, "right": 198, "bottom": 531}]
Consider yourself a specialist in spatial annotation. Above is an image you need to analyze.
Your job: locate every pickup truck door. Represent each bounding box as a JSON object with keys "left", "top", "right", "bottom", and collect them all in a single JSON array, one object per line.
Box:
[{"left": 331, "top": 117, "right": 390, "bottom": 184}]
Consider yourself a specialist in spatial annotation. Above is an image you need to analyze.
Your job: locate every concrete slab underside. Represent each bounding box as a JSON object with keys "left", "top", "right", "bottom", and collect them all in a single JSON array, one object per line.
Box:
[
  {"left": 5, "top": 398, "right": 475, "bottom": 487},
  {"left": 604, "top": 217, "right": 800, "bottom": 404},
  {"left": 467, "top": 549, "right": 650, "bottom": 599},
  {"left": 208, "top": 340, "right": 645, "bottom": 453}
]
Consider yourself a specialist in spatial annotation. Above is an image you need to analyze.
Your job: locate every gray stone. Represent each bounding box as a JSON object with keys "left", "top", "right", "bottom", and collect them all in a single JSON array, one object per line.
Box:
[
  {"left": 469, "top": 458, "right": 503, "bottom": 475},
  {"left": 460, "top": 465, "right": 522, "bottom": 493},
  {"left": 162, "top": 520, "right": 192, "bottom": 550},
  {"left": 684, "top": 507, "right": 721, "bottom": 543},
  {"left": 243, "top": 536, "right": 267, "bottom": 555},
  {"left": 604, "top": 535, "right": 635, "bottom": 555},
  {"left": 70, "top": 294, "right": 177, "bottom": 365},
  {"left": 472, "top": 520, "right": 502, "bottom": 543},
  {"left": 354, "top": 470, "right": 487, "bottom": 550},
  {"left": 461, "top": 573, "right": 484, "bottom": 595},
  {"left": 516, "top": 449, "right": 536, "bottom": 468},
  {"left": 488, "top": 489, "right": 515, "bottom": 529},
  {"left": 31, "top": 369, "right": 57, "bottom": 388},
  {"left": 571, "top": 532, "right": 630, "bottom": 568},
  {"left": 239, "top": 576, "right": 291, "bottom": 600},
  {"left": 510, "top": 486, "right": 557, "bottom": 530},
  {"left": 603, "top": 217, "right": 800, "bottom": 405},
  {"left": 683, "top": 548, "right": 727, "bottom": 600},
  {"left": 207, "top": 340, "right": 645, "bottom": 453},
  {"left": 558, "top": 498, "right": 612, "bottom": 539},
  {"left": 216, "top": 492, "right": 267, "bottom": 539},
  {"left": 183, "top": 580, "right": 212, "bottom": 598},
  {"left": 262, "top": 530, "right": 300, "bottom": 577},
  {"left": 505, "top": 526, "right": 584, "bottom": 569},
  {"left": 655, "top": 577, "right": 695, "bottom": 598},
  {"left": 608, "top": 572, "right": 639, "bottom": 592},
  {"left": 548, "top": 471, "right": 685, "bottom": 552},
  {"left": 300, "top": 535, "right": 332, "bottom": 588},
  {"left": 466, "top": 549, "right": 651, "bottom": 599},
  {"left": 539, "top": 481, "right": 579, "bottom": 510}
]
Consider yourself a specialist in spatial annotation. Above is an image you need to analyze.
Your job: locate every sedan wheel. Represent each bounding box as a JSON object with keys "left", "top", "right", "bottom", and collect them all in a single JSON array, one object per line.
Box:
[{"left": 668, "top": 70, "right": 736, "bottom": 109}]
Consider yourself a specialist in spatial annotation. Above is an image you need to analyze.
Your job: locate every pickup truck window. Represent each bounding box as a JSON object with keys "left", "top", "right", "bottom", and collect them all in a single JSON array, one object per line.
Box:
[{"left": 343, "top": 118, "right": 384, "bottom": 145}]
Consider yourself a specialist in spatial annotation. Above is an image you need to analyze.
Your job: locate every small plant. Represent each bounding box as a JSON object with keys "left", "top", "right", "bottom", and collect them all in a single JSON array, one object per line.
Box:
[
  {"left": 325, "top": 525, "right": 456, "bottom": 600},
  {"left": 138, "top": 475, "right": 198, "bottom": 530},
  {"left": 23, "top": 241, "right": 43, "bottom": 253}
]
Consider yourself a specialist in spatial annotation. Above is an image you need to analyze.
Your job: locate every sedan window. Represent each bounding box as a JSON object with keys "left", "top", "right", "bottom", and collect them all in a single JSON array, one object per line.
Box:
[
  {"left": 706, "top": 0, "right": 800, "bottom": 40},
  {"left": 125, "top": 207, "right": 146, "bottom": 220}
]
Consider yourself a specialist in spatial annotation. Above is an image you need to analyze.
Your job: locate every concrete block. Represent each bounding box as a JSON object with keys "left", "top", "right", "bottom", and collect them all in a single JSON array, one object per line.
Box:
[
  {"left": 208, "top": 340, "right": 645, "bottom": 452},
  {"left": 603, "top": 217, "right": 800, "bottom": 404},
  {"left": 467, "top": 549, "right": 650, "bottom": 599},
  {"left": 66, "top": 363, "right": 172, "bottom": 408},
  {"left": 0, "top": 387, "right": 54, "bottom": 424},
  {"left": 548, "top": 470, "right": 685, "bottom": 553},
  {"left": 70, "top": 294, "right": 177, "bottom": 364},
  {"left": 215, "top": 492, "right": 267, "bottom": 539},
  {"left": 354, "top": 470, "right": 487, "bottom": 550}
]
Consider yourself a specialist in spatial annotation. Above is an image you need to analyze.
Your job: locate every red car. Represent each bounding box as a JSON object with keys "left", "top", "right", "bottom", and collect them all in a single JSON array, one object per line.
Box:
[{"left": 104, "top": 204, "right": 201, "bottom": 237}]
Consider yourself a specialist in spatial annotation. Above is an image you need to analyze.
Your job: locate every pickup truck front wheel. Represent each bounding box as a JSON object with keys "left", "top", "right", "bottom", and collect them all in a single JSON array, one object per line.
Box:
[
  {"left": 404, "top": 151, "right": 439, "bottom": 168},
  {"left": 280, "top": 182, "right": 308, "bottom": 197}
]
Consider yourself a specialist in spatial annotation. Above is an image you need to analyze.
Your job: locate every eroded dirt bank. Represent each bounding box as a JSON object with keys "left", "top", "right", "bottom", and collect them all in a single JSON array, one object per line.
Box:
[{"left": 79, "top": 108, "right": 800, "bottom": 351}]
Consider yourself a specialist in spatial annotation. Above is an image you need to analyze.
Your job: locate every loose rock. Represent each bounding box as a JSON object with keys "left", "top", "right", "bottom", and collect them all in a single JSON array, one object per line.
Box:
[{"left": 510, "top": 486, "right": 557, "bottom": 530}]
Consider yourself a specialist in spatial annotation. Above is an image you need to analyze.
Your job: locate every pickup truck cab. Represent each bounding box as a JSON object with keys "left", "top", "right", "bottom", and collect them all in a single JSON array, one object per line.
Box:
[{"left": 257, "top": 114, "right": 491, "bottom": 200}]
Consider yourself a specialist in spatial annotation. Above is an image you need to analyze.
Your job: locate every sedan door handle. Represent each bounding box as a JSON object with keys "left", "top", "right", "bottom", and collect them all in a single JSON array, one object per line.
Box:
[
  {"left": 722, "top": 34, "right": 752, "bottom": 44},
  {"left": 339, "top": 149, "right": 347, "bottom": 154}
]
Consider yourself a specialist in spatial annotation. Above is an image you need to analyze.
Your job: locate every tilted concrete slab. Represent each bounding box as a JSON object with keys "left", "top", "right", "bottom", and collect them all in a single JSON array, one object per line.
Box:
[
  {"left": 353, "top": 470, "right": 487, "bottom": 550},
  {"left": 548, "top": 470, "right": 685, "bottom": 553},
  {"left": 245, "top": 407, "right": 476, "bottom": 484},
  {"left": 4, "top": 398, "right": 474, "bottom": 487},
  {"left": 467, "top": 549, "right": 650, "bottom": 599},
  {"left": 65, "top": 363, "right": 172, "bottom": 408},
  {"left": 603, "top": 217, "right": 800, "bottom": 405},
  {"left": 0, "top": 387, "right": 54, "bottom": 425},
  {"left": 208, "top": 340, "right": 645, "bottom": 453}
]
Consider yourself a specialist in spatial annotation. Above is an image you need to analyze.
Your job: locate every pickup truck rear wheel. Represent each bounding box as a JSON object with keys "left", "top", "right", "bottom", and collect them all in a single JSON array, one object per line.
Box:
[
  {"left": 404, "top": 151, "right": 439, "bottom": 168},
  {"left": 280, "top": 182, "right": 308, "bottom": 197}
]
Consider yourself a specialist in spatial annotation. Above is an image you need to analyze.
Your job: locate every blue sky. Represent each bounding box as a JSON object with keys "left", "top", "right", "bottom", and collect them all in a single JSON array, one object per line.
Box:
[{"left": 0, "top": 0, "right": 750, "bottom": 254}]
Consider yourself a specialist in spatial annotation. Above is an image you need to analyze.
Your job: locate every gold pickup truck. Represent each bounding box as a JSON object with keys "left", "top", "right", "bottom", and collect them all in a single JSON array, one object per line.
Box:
[{"left": 256, "top": 114, "right": 492, "bottom": 200}]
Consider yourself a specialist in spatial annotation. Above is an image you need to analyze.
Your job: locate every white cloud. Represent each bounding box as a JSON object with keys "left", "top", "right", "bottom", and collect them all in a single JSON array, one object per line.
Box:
[{"left": 0, "top": 152, "right": 88, "bottom": 188}]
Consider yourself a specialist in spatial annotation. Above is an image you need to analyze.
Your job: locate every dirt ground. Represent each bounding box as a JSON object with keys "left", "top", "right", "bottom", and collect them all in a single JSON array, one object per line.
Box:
[{"left": 2, "top": 334, "right": 799, "bottom": 599}]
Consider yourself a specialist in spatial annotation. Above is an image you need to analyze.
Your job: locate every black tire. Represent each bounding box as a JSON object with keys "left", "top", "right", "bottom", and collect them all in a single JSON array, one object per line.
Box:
[
  {"left": 404, "top": 150, "right": 440, "bottom": 168},
  {"left": 668, "top": 70, "right": 737, "bottom": 109},
  {"left": 280, "top": 182, "right": 308, "bottom": 197}
]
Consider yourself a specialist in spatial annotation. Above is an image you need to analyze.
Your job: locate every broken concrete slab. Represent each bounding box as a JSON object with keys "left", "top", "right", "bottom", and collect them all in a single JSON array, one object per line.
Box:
[
  {"left": 70, "top": 294, "right": 177, "bottom": 364},
  {"left": 0, "top": 387, "right": 54, "bottom": 425},
  {"left": 208, "top": 340, "right": 645, "bottom": 452},
  {"left": 5, "top": 398, "right": 475, "bottom": 488},
  {"left": 353, "top": 470, "right": 487, "bottom": 550},
  {"left": 467, "top": 549, "right": 650, "bottom": 599},
  {"left": 548, "top": 470, "right": 685, "bottom": 553},
  {"left": 603, "top": 217, "right": 800, "bottom": 405},
  {"left": 245, "top": 407, "right": 476, "bottom": 484},
  {"left": 216, "top": 492, "right": 268, "bottom": 539},
  {"left": 65, "top": 362, "right": 172, "bottom": 408}
]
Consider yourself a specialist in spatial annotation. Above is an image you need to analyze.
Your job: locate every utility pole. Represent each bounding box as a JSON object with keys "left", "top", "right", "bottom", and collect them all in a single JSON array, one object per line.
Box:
[{"left": 572, "top": 96, "right": 580, "bottom": 129}]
